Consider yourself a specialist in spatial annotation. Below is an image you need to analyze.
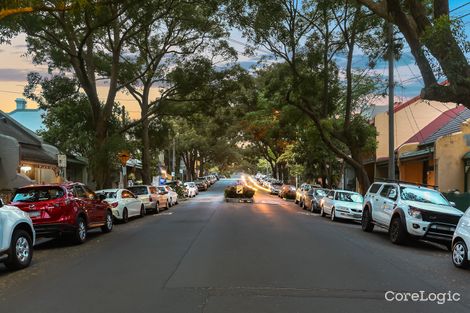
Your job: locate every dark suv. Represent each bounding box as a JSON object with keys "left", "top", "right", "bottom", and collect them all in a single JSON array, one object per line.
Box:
[{"left": 11, "top": 183, "right": 113, "bottom": 244}]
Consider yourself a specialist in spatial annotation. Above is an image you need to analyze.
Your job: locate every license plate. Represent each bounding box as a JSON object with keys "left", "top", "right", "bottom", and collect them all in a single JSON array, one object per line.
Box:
[{"left": 28, "top": 211, "right": 40, "bottom": 218}]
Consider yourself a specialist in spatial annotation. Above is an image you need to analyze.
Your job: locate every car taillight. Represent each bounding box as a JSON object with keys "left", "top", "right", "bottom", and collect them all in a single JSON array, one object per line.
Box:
[{"left": 111, "top": 202, "right": 119, "bottom": 208}]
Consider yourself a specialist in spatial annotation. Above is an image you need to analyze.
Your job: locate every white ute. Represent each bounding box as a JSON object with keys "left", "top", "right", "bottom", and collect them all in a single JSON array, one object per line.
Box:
[{"left": 0, "top": 198, "right": 35, "bottom": 270}]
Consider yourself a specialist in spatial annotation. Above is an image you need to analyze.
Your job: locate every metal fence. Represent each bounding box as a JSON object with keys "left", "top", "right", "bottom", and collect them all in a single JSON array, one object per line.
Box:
[{"left": 442, "top": 192, "right": 470, "bottom": 213}]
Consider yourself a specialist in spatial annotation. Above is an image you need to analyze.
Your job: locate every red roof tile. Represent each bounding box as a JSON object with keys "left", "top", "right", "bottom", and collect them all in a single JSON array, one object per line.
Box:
[{"left": 403, "top": 105, "right": 466, "bottom": 144}]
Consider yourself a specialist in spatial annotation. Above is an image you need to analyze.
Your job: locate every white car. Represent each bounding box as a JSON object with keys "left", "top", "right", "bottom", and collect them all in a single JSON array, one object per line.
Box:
[
  {"left": 96, "top": 189, "right": 145, "bottom": 223},
  {"left": 184, "top": 182, "right": 198, "bottom": 198},
  {"left": 157, "top": 186, "right": 178, "bottom": 207},
  {"left": 321, "top": 190, "right": 364, "bottom": 222},
  {"left": 127, "top": 185, "right": 169, "bottom": 213},
  {"left": 452, "top": 207, "right": 470, "bottom": 268},
  {"left": 0, "top": 199, "right": 35, "bottom": 270}
]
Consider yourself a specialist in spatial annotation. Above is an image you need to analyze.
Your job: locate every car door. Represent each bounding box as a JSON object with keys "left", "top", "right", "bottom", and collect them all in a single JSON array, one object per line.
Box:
[
  {"left": 73, "top": 185, "right": 96, "bottom": 224},
  {"left": 127, "top": 190, "right": 140, "bottom": 215},
  {"left": 83, "top": 185, "right": 106, "bottom": 224},
  {"left": 374, "top": 184, "right": 393, "bottom": 225},
  {"left": 381, "top": 185, "right": 398, "bottom": 226},
  {"left": 121, "top": 190, "right": 137, "bottom": 216},
  {"left": 324, "top": 191, "right": 334, "bottom": 214}
]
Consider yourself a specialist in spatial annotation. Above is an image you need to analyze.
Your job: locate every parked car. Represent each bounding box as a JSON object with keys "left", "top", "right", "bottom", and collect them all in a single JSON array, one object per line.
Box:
[
  {"left": 198, "top": 177, "right": 211, "bottom": 187},
  {"left": 270, "top": 182, "right": 283, "bottom": 195},
  {"left": 279, "top": 184, "right": 296, "bottom": 200},
  {"left": 0, "top": 199, "right": 35, "bottom": 270},
  {"left": 302, "top": 188, "right": 329, "bottom": 212},
  {"left": 321, "top": 190, "right": 363, "bottom": 221},
  {"left": 157, "top": 186, "right": 177, "bottom": 207},
  {"left": 11, "top": 183, "right": 113, "bottom": 244},
  {"left": 184, "top": 182, "right": 198, "bottom": 197},
  {"left": 295, "top": 183, "right": 312, "bottom": 204},
  {"left": 96, "top": 189, "right": 145, "bottom": 222},
  {"left": 195, "top": 180, "right": 208, "bottom": 191},
  {"left": 127, "top": 185, "right": 164, "bottom": 213},
  {"left": 362, "top": 181, "right": 464, "bottom": 249},
  {"left": 452, "top": 207, "right": 470, "bottom": 268}
]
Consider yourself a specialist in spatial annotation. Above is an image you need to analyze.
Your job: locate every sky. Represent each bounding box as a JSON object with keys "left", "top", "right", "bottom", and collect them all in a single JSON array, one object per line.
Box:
[{"left": 0, "top": 1, "right": 470, "bottom": 118}]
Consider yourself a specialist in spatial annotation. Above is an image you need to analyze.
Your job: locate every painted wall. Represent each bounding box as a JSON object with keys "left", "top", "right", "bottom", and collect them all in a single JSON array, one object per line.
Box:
[
  {"left": 434, "top": 120, "right": 470, "bottom": 192},
  {"left": 400, "top": 161, "right": 423, "bottom": 184},
  {"left": 375, "top": 99, "right": 448, "bottom": 159}
]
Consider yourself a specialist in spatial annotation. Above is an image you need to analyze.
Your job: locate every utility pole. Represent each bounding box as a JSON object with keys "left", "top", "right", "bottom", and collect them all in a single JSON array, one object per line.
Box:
[
  {"left": 172, "top": 137, "right": 176, "bottom": 179},
  {"left": 388, "top": 22, "right": 395, "bottom": 180}
]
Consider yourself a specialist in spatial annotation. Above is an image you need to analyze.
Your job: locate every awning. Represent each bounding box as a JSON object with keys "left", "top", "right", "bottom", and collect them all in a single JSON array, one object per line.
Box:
[
  {"left": 399, "top": 147, "right": 434, "bottom": 161},
  {"left": 20, "top": 144, "right": 57, "bottom": 165}
]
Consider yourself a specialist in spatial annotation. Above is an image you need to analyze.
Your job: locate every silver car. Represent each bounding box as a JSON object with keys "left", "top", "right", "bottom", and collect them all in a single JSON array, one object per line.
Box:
[{"left": 321, "top": 190, "right": 363, "bottom": 222}]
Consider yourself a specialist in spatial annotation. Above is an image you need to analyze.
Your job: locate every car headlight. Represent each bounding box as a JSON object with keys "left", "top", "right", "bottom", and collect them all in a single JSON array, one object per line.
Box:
[{"left": 408, "top": 207, "right": 422, "bottom": 220}]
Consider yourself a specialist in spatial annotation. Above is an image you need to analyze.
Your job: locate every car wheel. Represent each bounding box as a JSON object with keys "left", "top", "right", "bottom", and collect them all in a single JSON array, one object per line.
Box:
[
  {"left": 295, "top": 199, "right": 299, "bottom": 204},
  {"left": 389, "top": 216, "right": 408, "bottom": 245},
  {"left": 300, "top": 201, "right": 305, "bottom": 210},
  {"left": 73, "top": 216, "right": 87, "bottom": 244},
  {"left": 4, "top": 229, "right": 33, "bottom": 270},
  {"left": 361, "top": 208, "right": 374, "bottom": 232},
  {"left": 122, "top": 208, "right": 129, "bottom": 223},
  {"left": 166, "top": 200, "right": 170, "bottom": 209},
  {"left": 168, "top": 199, "right": 173, "bottom": 208},
  {"left": 331, "top": 208, "right": 337, "bottom": 222},
  {"left": 452, "top": 240, "right": 469, "bottom": 268},
  {"left": 155, "top": 202, "right": 160, "bottom": 214},
  {"left": 320, "top": 205, "right": 326, "bottom": 217},
  {"left": 101, "top": 210, "right": 113, "bottom": 233},
  {"left": 140, "top": 205, "right": 145, "bottom": 218}
]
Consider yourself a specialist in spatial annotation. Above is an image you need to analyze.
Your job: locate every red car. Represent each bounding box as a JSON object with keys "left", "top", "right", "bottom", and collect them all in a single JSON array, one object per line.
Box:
[{"left": 11, "top": 183, "right": 113, "bottom": 244}]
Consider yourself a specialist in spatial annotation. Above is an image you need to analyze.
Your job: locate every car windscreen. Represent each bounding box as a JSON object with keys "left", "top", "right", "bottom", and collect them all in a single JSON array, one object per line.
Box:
[
  {"left": 315, "top": 189, "right": 327, "bottom": 196},
  {"left": 400, "top": 187, "right": 449, "bottom": 205},
  {"left": 13, "top": 187, "right": 65, "bottom": 202},
  {"left": 127, "top": 186, "right": 148, "bottom": 195},
  {"left": 336, "top": 192, "right": 363, "bottom": 203}
]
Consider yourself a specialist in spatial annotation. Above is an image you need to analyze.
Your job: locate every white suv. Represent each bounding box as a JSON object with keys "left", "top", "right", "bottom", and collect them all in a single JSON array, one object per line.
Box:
[
  {"left": 452, "top": 207, "right": 470, "bottom": 268},
  {"left": 0, "top": 199, "right": 35, "bottom": 270},
  {"left": 362, "top": 181, "right": 463, "bottom": 249}
]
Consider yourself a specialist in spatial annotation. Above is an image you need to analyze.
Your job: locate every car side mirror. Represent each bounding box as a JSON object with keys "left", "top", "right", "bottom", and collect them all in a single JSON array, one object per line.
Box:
[
  {"left": 450, "top": 201, "right": 456, "bottom": 207},
  {"left": 98, "top": 194, "right": 107, "bottom": 201}
]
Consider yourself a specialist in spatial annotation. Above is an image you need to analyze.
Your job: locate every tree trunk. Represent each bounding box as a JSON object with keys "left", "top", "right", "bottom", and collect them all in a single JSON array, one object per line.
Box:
[{"left": 141, "top": 108, "right": 151, "bottom": 184}]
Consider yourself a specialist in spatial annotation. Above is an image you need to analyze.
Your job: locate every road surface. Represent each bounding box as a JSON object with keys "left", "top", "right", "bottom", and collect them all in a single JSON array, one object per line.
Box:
[{"left": 0, "top": 178, "right": 469, "bottom": 312}]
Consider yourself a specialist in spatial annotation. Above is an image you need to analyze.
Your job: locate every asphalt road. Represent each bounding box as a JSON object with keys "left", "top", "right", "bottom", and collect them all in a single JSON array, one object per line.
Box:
[{"left": 1, "top": 177, "right": 469, "bottom": 313}]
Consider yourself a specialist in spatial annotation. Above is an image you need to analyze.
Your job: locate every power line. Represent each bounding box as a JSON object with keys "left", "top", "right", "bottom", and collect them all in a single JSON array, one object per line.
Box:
[{"left": 451, "top": 2, "right": 470, "bottom": 13}]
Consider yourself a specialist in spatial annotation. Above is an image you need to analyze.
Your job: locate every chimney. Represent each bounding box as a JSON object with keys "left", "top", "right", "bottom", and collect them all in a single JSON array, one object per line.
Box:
[{"left": 15, "top": 98, "right": 27, "bottom": 110}]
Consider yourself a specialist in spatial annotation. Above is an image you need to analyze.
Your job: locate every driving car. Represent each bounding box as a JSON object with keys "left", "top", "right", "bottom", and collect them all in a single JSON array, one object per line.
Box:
[
  {"left": 11, "top": 183, "right": 113, "bottom": 244},
  {"left": 302, "top": 187, "right": 329, "bottom": 212},
  {"left": 183, "top": 182, "right": 198, "bottom": 197},
  {"left": 321, "top": 189, "right": 364, "bottom": 221},
  {"left": 452, "top": 207, "right": 470, "bottom": 268},
  {"left": 362, "top": 181, "right": 464, "bottom": 249},
  {"left": 127, "top": 185, "right": 163, "bottom": 213},
  {"left": 96, "top": 189, "right": 145, "bottom": 222},
  {"left": 0, "top": 199, "right": 35, "bottom": 270}
]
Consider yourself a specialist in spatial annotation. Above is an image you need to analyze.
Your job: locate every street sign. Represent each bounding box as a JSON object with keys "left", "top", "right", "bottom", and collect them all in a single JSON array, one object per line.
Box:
[
  {"left": 118, "top": 150, "right": 130, "bottom": 166},
  {"left": 57, "top": 154, "right": 67, "bottom": 168},
  {"left": 236, "top": 185, "right": 243, "bottom": 194}
]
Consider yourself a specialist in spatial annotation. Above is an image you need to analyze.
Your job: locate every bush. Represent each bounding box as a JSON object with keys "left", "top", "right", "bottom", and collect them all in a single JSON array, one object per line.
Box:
[{"left": 224, "top": 185, "right": 255, "bottom": 198}]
